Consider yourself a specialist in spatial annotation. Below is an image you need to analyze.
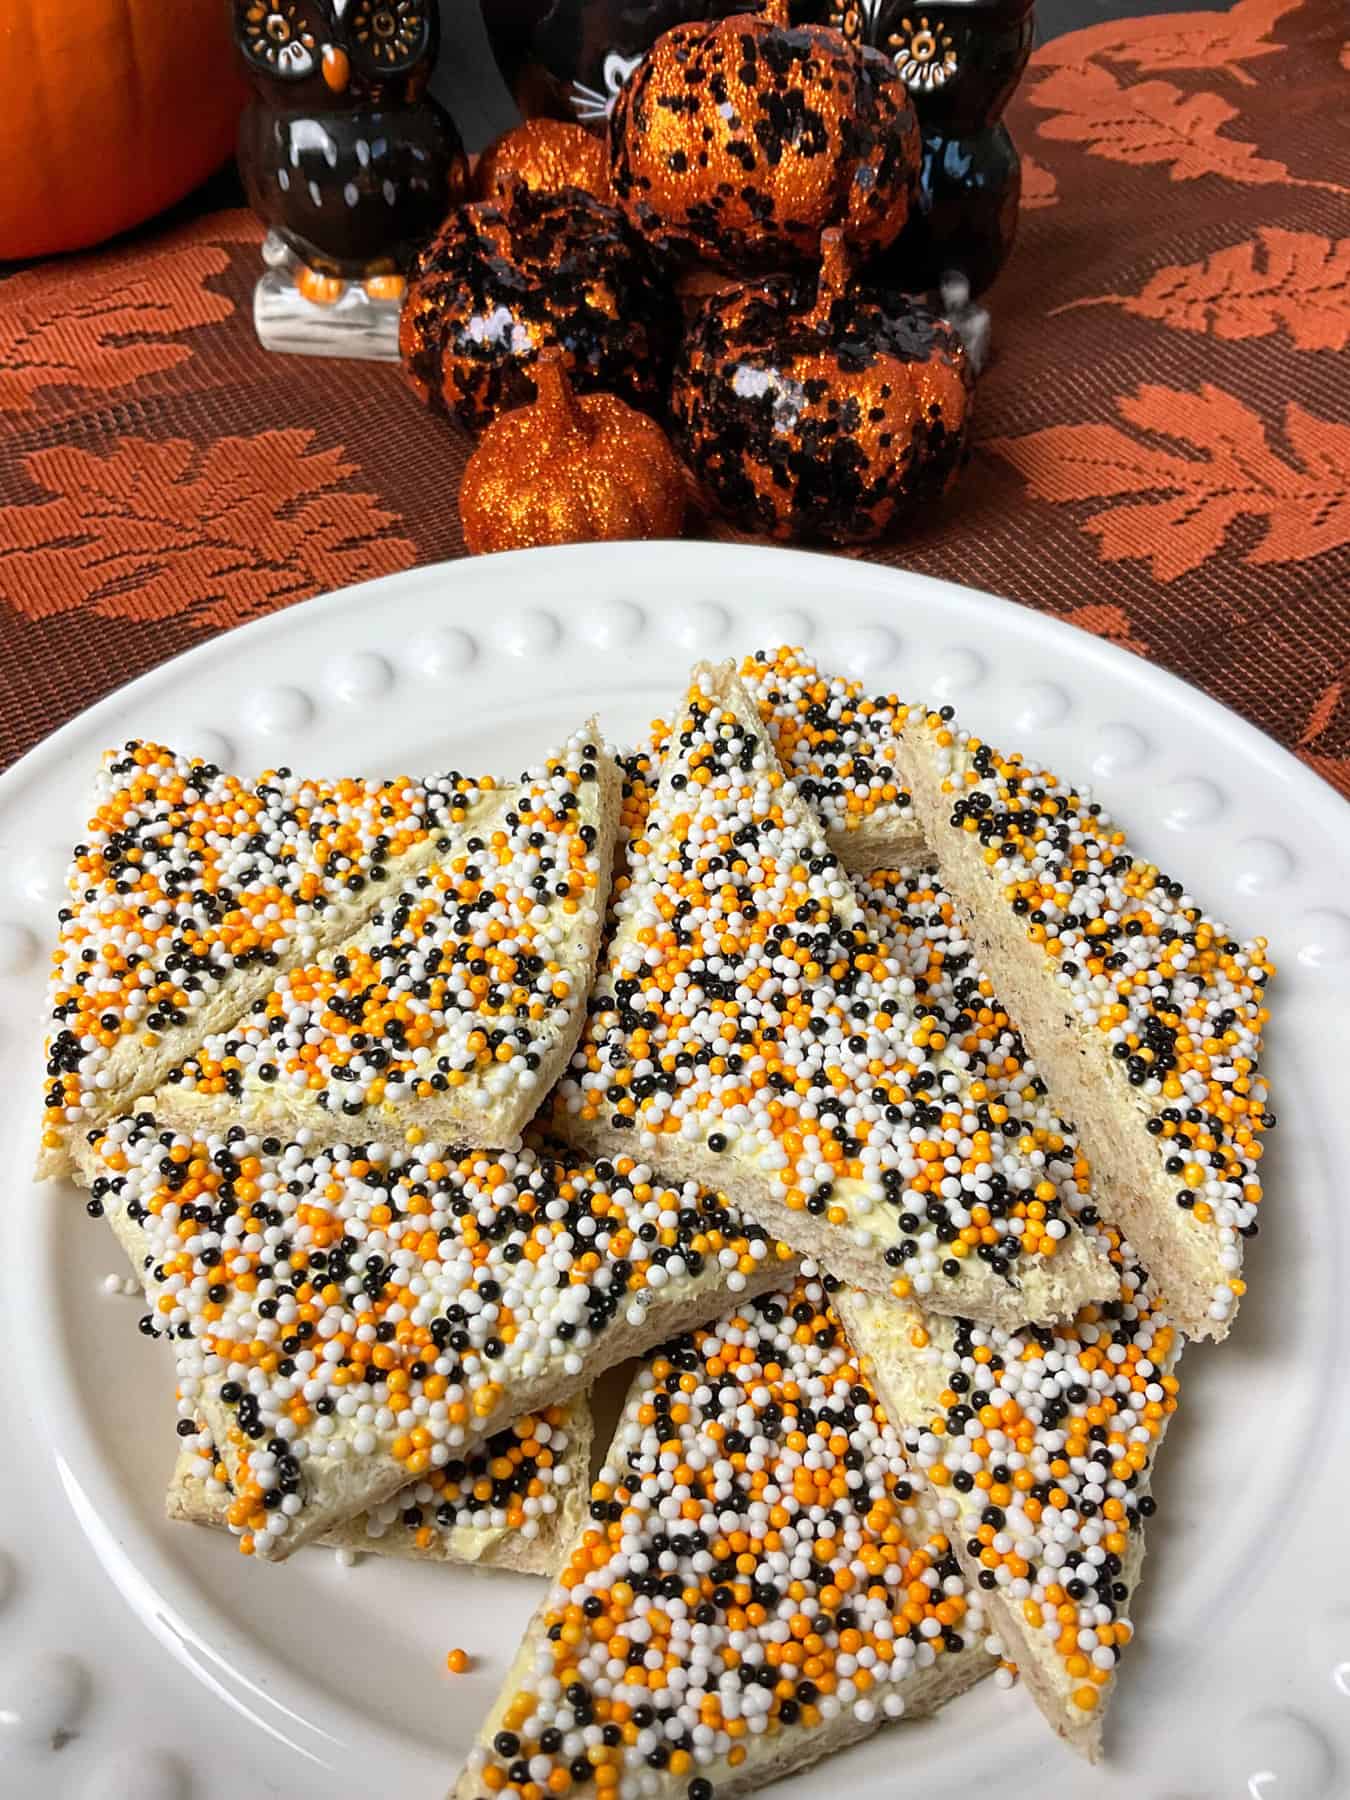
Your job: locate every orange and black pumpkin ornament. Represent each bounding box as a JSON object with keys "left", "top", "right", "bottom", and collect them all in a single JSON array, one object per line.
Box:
[
  {"left": 608, "top": 0, "right": 920, "bottom": 273},
  {"left": 475, "top": 118, "right": 612, "bottom": 205},
  {"left": 459, "top": 350, "right": 686, "bottom": 554},
  {"left": 399, "top": 181, "right": 672, "bottom": 432},
  {"left": 672, "top": 229, "right": 973, "bottom": 544}
]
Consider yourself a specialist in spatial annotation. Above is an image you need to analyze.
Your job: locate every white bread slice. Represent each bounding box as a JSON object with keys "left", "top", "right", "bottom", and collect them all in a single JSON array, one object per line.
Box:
[
  {"left": 740, "top": 646, "right": 928, "bottom": 870},
  {"left": 39, "top": 741, "right": 492, "bottom": 1179},
  {"left": 73, "top": 1120, "right": 797, "bottom": 1560},
  {"left": 837, "top": 1248, "right": 1181, "bottom": 1762},
  {"left": 168, "top": 1395, "right": 592, "bottom": 1578},
  {"left": 854, "top": 860, "right": 1103, "bottom": 1237},
  {"left": 451, "top": 1275, "right": 991, "bottom": 1800},
  {"left": 842, "top": 864, "right": 1181, "bottom": 1755},
  {"left": 552, "top": 660, "right": 1115, "bottom": 1329},
  {"left": 894, "top": 706, "right": 1274, "bottom": 1341},
  {"left": 619, "top": 648, "right": 928, "bottom": 880},
  {"left": 149, "top": 730, "right": 620, "bottom": 1154}
]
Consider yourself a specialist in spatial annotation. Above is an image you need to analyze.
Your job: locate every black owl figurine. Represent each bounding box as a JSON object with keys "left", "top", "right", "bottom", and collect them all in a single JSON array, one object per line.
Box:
[
  {"left": 232, "top": 0, "right": 468, "bottom": 358},
  {"left": 827, "top": 0, "right": 1035, "bottom": 299}
]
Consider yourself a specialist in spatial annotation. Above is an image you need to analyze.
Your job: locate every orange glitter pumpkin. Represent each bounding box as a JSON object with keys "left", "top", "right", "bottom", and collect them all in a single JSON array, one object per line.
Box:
[
  {"left": 459, "top": 351, "right": 686, "bottom": 553},
  {"left": 400, "top": 182, "right": 673, "bottom": 433},
  {"left": 475, "top": 119, "right": 612, "bottom": 205},
  {"left": 672, "top": 229, "right": 973, "bottom": 543},
  {"left": 608, "top": 0, "right": 920, "bottom": 273}
]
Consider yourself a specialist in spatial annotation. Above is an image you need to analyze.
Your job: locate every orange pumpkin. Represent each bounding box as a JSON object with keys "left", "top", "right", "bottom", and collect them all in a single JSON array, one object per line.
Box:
[
  {"left": 672, "top": 230, "right": 973, "bottom": 543},
  {"left": 459, "top": 351, "right": 686, "bottom": 554},
  {"left": 0, "top": 0, "right": 245, "bottom": 261},
  {"left": 608, "top": 0, "right": 919, "bottom": 273},
  {"left": 475, "top": 120, "right": 612, "bottom": 206}
]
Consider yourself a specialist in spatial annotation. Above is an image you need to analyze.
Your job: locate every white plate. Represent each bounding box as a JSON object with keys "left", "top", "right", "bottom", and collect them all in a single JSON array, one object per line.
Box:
[{"left": 2, "top": 541, "right": 1348, "bottom": 1800}]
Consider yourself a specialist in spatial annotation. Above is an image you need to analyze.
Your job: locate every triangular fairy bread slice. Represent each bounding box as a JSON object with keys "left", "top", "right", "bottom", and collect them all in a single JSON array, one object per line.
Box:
[
  {"left": 839, "top": 1259, "right": 1177, "bottom": 1762},
  {"left": 895, "top": 705, "right": 1274, "bottom": 1340},
  {"left": 74, "top": 1119, "right": 796, "bottom": 1558},
  {"left": 740, "top": 646, "right": 927, "bottom": 870},
  {"left": 453, "top": 1276, "right": 990, "bottom": 1800},
  {"left": 40, "top": 741, "right": 489, "bottom": 1178},
  {"left": 151, "top": 729, "right": 620, "bottom": 1153},
  {"left": 619, "top": 648, "right": 927, "bottom": 880},
  {"left": 168, "top": 1394, "right": 592, "bottom": 1578},
  {"left": 552, "top": 661, "right": 1115, "bottom": 1328},
  {"left": 853, "top": 863, "right": 1103, "bottom": 1287},
  {"left": 836, "top": 863, "right": 1181, "bottom": 1758}
]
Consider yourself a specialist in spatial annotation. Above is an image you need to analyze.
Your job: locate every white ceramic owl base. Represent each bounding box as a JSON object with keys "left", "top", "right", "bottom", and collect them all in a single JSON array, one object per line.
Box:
[
  {"left": 252, "top": 231, "right": 401, "bottom": 363},
  {"left": 939, "top": 272, "right": 992, "bottom": 377}
]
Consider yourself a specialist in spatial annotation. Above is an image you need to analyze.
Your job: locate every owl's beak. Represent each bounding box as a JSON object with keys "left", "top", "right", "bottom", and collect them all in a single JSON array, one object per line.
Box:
[{"left": 321, "top": 45, "right": 350, "bottom": 93}]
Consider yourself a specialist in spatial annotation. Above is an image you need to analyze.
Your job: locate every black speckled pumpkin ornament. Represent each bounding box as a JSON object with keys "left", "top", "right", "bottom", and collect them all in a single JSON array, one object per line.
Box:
[
  {"left": 672, "top": 229, "right": 973, "bottom": 543},
  {"left": 399, "top": 180, "right": 673, "bottom": 432},
  {"left": 608, "top": 0, "right": 921, "bottom": 274}
]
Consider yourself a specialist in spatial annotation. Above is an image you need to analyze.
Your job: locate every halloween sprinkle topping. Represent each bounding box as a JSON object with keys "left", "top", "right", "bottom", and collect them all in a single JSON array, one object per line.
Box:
[
  {"left": 557, "top": 669, "right": 1105, "bottom": 1317},
  {"left": 906, "top": 707, "right": 1273, "bottom": 1327},
  {"left": 165, "top": 731, "right": 610, "bottom": 1135},
  {"left": 462, "top": 1278, "right": 982, "bottom": 1799},
  {"left": 85, "top": 1120, "right": 792, "bottom": 1556},
  {"left": 43, "top": 741, "right": 478, "bottom": 1151}
]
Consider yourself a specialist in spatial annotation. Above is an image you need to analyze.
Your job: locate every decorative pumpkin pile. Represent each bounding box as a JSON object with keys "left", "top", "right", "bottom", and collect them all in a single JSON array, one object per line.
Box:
[{"left": 402, "top": 1, "right": 975, "bottom": 552}]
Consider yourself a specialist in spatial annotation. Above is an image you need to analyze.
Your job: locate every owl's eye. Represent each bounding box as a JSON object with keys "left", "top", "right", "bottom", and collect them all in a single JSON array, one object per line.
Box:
[
  {"left": 349, "top": 0, "right": 426, "bottom": 69},
  {"left": 830, "top": 3, "right": 866, "bottom": 44},
  {"left": 887, "top": 14, "right": 959, "bottom": 91},
  {"left": 241, "top": 3, "right": 316, "bottom": 76}
]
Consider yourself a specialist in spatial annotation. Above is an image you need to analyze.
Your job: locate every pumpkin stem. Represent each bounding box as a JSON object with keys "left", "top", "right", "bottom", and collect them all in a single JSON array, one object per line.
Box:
[
  {"left": 531, "top": 349, "right": 588, "bottom": 440},
  {"left": 806, "top": 229, "right": 851, "bottom": 329},
  {"left": 495, "top": 171, "right": 531, "bottom": 214}
]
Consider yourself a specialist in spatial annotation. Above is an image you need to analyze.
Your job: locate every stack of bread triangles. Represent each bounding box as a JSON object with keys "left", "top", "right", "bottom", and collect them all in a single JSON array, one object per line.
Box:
[{"left": 47, "top": 647, "right": 1273, "bottom": 1793}]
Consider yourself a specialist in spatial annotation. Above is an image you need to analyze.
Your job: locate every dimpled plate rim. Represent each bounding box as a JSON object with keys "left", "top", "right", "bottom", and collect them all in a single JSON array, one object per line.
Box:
[{"left": 1, "top": 540, "right": 1347, "bottom": 1800}]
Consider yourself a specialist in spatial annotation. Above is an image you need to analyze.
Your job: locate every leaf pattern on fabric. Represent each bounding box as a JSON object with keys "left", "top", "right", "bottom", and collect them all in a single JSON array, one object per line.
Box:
[
  {"left": 1, "top": 432, "right": 416, "bottom": 630},
  {"left": 0, "top": 212, "right": 260, "bottom": 412},
  {"left": 1032, "top": 0, "right": 1301, "bottom": 84},
  {"left": 1020, "top": 153, "right": 1060, "bottom": 211},
  {"left": 1031, "top": 57, "right": 1347, "bottom": 192},
  {"left": 1299, "top": 679, "right": 1343, "bottom": 747},
  {"left": 1058, "top": 228, "right": 1349, "bottom": 349},
  {"left": 985, "top": 383, "right": 1350, "bottom": 582}
]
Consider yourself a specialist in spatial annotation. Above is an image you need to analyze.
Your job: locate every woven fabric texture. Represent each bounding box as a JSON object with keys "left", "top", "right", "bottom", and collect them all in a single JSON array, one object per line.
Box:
[{"left": 1, "top": 0, "right": 1345, "bottom": 792}]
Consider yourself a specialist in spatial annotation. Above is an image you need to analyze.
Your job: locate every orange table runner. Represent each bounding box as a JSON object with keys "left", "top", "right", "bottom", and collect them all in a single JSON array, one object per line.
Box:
[{"left": 1, "top": 0, "right": 1345, "bottom": 793}]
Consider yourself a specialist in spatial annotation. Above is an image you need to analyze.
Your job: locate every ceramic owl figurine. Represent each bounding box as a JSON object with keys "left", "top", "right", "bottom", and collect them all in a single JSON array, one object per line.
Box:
[
  {"left": 233, "top": 0, "right": 467, "bottom": 359},
  {"left": 829, "top": 0, "right": 1035, "bottom": 297}
]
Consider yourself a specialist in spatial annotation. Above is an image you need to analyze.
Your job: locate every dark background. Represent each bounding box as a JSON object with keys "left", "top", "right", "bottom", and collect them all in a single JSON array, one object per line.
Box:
[{"left": 430, "top": 0, "right": 1238, "bottom": 150}]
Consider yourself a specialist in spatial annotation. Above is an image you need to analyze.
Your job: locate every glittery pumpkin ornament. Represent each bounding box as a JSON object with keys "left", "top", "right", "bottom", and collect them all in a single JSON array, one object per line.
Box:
[
  {"left": 672, "top": 229, "right": 972, "bottom": 543},
  {"left": 608, "top": 0, "right": 920, "bottom": 274},
  {"left": 399, "top": 182, "right": 672, "bottom": 433},
  {"left": 459, "top": 350, "right": 686, "bottom": 553},
  {"left": 475, "top": 118, "right": 612, "bottom": 204}
]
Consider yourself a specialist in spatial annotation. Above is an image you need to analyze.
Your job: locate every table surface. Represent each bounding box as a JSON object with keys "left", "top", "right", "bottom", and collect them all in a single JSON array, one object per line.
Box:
[{"left": 0, "top": 0, "right": 1345, "bottom": 797}]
